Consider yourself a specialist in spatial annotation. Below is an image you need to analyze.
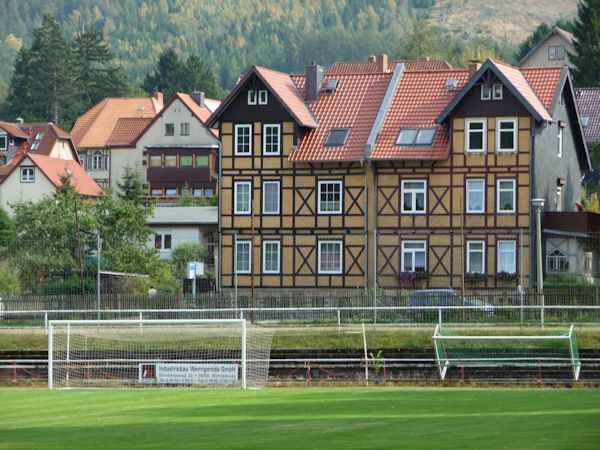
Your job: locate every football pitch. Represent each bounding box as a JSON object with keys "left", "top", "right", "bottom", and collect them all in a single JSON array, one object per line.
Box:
[{"left": 1, "top": 388, "right": 599, "bottom": 449}]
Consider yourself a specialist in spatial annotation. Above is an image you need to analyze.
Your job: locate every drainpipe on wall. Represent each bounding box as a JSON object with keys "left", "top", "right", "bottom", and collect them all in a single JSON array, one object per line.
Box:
[
  {"left": 373, "top": 163, "right": 378, "bottom": 294},
  {"left": 363, "top": 159, "right": 368, "bottom": 291},
  {"left": 217, "top": 139, "right": 222, "bottom": 292},
  {"left": 529, "top": 120, "right": 536, "bottom": 288}
]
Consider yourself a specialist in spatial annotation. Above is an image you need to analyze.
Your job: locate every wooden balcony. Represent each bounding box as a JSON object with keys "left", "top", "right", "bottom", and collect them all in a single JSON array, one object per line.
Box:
[{"left": 543, "top": 212, "right": 600, "bottom": 235}]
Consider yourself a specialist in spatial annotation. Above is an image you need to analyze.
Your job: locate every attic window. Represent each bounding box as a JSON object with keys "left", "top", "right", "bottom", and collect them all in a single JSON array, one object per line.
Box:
[
  {"left": 493, "top": 83, "right": 503, "bottom": 100},
  {"left": 481, "top": 85, "right": 491, "bottom": 100},
  {"left": 0, "top": 134, "right": 6, "bottom": 150},
  {"left": 35, "top": 132, "right": 44, "bottom": 141},
  {"left": 444, "top": 79, "right": 457, "bottom": 90},
  {"left": 258, "top": 90, "right": 268, "bottom": 105},
  {"left": 581, "top": 116, "right": 589, "bottom": 127},
  {"left": 396, "top": 128, "right": 436, "bottom": 146},
  {"left": 31, "top": 142, "right": 39, "bottom": 151},
  {"left": 325, "top": 128, "right": 350, "bottom": 147},
  {"left": 248, "top": 90, "right": 257, "bottom": 105}
]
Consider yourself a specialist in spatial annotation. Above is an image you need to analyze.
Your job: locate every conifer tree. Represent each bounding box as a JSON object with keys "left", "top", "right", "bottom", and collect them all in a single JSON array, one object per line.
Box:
[{"left": 571, "top": 0, "right": 600, "bottom": 86}]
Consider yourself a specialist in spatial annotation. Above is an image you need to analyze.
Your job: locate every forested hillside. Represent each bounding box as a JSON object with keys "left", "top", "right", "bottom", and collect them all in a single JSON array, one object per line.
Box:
[{"left": 0, "top": 0, "right": 577, "bottom": 96}]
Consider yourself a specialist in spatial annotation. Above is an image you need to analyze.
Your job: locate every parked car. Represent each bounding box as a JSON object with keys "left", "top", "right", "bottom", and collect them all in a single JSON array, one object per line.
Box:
[{"left": 408, "top": 289, "right": 494, "bottom": 321}]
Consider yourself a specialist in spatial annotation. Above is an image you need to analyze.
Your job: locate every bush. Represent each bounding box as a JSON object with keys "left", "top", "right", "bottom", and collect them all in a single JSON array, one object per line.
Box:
[
  {"left": 544, "top": 274, "right": 593, "bottom": 288},
  {"left": 41, "top": 276, "right": 96, "bottom": 295},
  {"left": 0, "top": 261, "right": 20, "bottom": 295}
]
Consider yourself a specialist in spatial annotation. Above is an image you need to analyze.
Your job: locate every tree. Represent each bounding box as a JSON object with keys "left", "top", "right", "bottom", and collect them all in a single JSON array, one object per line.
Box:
[
  {"left": 571, "top": 0, "right": 600, "bottom": 86},
  {"left": 141, "top": 49, "right": 222, "bottom": 99},
  {"left": 171, "top": 242, "right": 206, "bottom": 279},
  {"left": 4, "top": 14, "right": 77, "bottom": 127},
  {"left": 74, "top": 27, "right": 129, "bottom": 109},
  {"left": 117, "top": 166, "right": 146, "bottom": 204}
]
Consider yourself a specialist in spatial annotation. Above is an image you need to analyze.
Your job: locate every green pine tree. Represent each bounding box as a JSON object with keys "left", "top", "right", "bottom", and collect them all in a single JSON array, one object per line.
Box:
[
  {"left": 74, "top": 27, "right": 129, "bottom": 110},
  {"left": 117, "top": 166, "right": 146, "bottom": 205},
  {"left": 571, "top": 0, "right": 600, "bottom": 86},
  {"left": 141, "top": 48, "right": 181, "bottom": 99}
]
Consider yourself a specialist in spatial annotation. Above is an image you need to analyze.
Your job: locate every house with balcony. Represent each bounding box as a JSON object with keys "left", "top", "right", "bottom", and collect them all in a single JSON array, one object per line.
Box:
[
  {"left": 133, "top": 92, "right": 220, "bottom": 203},
  {"left": 209, "top": 55, "right": 591, "bottom": 290}
]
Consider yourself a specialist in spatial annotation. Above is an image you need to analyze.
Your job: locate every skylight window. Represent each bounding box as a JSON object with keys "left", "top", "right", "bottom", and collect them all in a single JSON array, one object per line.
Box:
[
  {"left": 35, "top": 132, "right": 44, "bottom": 141},
  {"left": 325, "top": 128, "right": 350, "bottom": 146},
  {"left": 396, "top": 128, "right": 436, "bottom": 146},
  {"left": 581, "top": 116, "right": 589, "bottom": 127}
]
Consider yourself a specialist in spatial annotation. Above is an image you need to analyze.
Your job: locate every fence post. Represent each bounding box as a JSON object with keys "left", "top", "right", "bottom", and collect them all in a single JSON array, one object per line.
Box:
[
  {"left": 438, "top": 308, "right": 442, "bottom": 326},
  {"left": 44, "top": 312, "right": 48, "bottom": 335},
  {"left": 337, "top": 309, "right": 341, "bottom": 331}
]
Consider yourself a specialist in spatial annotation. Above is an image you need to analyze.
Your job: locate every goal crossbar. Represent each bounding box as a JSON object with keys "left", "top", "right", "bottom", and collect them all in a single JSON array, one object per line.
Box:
[
  {"left": 432, "top": 324, "right": 581, "bottom": 381},
  {"left": 48, "top": 319, "right": 272, "bottom": 390}
]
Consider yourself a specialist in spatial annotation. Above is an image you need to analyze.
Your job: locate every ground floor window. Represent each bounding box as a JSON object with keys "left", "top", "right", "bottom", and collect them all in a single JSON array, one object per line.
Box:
[
  {"left": 318, "top": 241, "right": 343, "bottom": 274},
  {"left": 497, "top": 240, "right": 516, "bottom": 274},
  {"left": 262, "top": 241, "right": 280, "bottom": 274},
  {"left": 467, "top": 241, "right": 485, "bottom": 273},
  {"left": 154, "top": 233, "right": 172, "bottom": 250},
  {"left": 235, "top": 240, "right": 251, "bottom": 274},
  {"left": 547, "top": 249, "right": 568, "bottom": 273}
]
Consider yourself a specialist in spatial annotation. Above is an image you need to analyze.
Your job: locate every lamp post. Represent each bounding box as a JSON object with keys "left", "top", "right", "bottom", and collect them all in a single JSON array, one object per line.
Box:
[{"left": 531, "top": 198, "right": 545, "bottom": 327}]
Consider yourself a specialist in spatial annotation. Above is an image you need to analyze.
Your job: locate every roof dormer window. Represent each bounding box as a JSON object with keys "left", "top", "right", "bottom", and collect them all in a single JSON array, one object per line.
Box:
[
  {"left": 493, "top": 83, "right": 503, "bottom": 100},
  {"left": 325, "top": 128, "right": 350, "bottom": 147},
  {"left": 396, "top": 128, "right": 436, "bottom": 146}
]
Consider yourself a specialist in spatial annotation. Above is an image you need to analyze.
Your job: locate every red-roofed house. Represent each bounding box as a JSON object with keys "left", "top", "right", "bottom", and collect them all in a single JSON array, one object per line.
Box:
[
  {"left": 0, "top": 153, "right": 102, "bottom": 213},
  {"left": 209, "top": 57, "right": 593, "bottom": 290},
  {"left": 132, "top": 92, "right": 220, "bottom": 203}
]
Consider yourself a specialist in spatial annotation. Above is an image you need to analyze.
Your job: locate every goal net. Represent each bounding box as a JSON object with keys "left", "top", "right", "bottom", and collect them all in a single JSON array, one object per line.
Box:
[
  {"left": 48, "top": 319, "right": 274, "bottom": 389},
  {"left": 432, "top": 325, "right": 581, "bottom": 381}
]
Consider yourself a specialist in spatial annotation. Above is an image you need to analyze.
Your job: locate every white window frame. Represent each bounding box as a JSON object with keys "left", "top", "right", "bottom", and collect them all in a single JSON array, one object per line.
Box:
[
  {"left": 497, "top": 240, "right": 516, "bottom": 274},
  {"left": 465, "top": 119, "right": 486, "bottom": 153},
  {"left": 496, "top": 179, "right": 516, "bottom": 214},
  {"left": 548, "top": 46, "right": 557, "bottom": 60},
  {"left": 180, "top": 123, "right": 190, "bottom": 136},
  {"left": 318, "top": 240, "right": 343, "bottom": 275},
  {"left": 258, "top": 90, "right": 268, "bottom": 105},
  {"left": 547, "top": 249, "right": 568, "bottom": 273},
  {"left": 204, "top": 188, "right": 214, "bottom": 198},
  {"left": 235, "top": 240, "right": 252, "bottom": 274},
  {"left": 401, "top": 179, "right": 427, "bottom": 214},
  {"left": 401, "top": 241, "right": 427, "bottom": 273},
  {"left": 20, "top": 166, "right": 35, "bottom": 183},
  {"left": 493, "top": 83, "right": 503, "bottom": 100},
  {"left": 318, "top": 181, "right": 343, "bottom": 215},
  {"left": 234, "top": 181, "right": 252, "bottom": 215},
  {"left": 262, "top": 124, "right": 280, "bottom": 155},
  {"left": 558, "top": 125, "right": 563, "bottom": 158},
  {"left": 165, "top": 188, "right": 177, "bottom": 197},
  {"left": 466, "top": 179, "right": 486, "bottom": 214},
  {"left": 0, "top": 134, "right": 6, "bottom": 150},
  {"left": 262, "top": 240, "right": 281, "bottom": 274},
  {"left": 262, "top": 181, "right": 280, "bottom": 215},
  {"left": 92, "top": 151, "right": 104, "bottom": 171},
  {"left": 234, "top": 124, "right": 252, "bottom": 155},
  {"left": 154, "top": 233, "right": 172, "bottom": 251},
  {"left": 466, "top": 241, "right": 486, "bottom": 274},
  {"left": 481, "top": 84, "right": 491, "bottom": 100},
  {"left": 496, "top": 118, "right": 517, "bottom": 153},
  {"left": 165, "top": 123, "right": 174, "bottom": 136},
  {"left": 247, "top": 90, "right": 257, "bottom": 105},
  {"left": 556, "top": 185, "right": 562, "bottom": 212}
]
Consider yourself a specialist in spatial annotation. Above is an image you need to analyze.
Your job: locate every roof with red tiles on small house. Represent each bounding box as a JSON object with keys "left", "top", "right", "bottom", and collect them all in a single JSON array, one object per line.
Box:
[
  {"left": 71, "top": 95, "right": 163, "bottom": 149},
  {"left": 107, "top": 117, "right": 154, "bottom": 147},
  {"left": 0, "top": 121, "right": 29, "bottom": 139},
  {"left": 370, "top": 70, "right": 470, "bottom": 160},
  {"left": 17, "top": 122, "right": 78, "bottom": 161},
  {"left": 27, "top": 153, "right": 102, "bottom": 197},
  {"left": 327, "top": 58, "right": 453, "bottom": 75},
  {"left": 207, "top": 66, "right": 317, "bottom": 129},
  {"left": 520, "top": 66, "right": 564, "bottom": 112},
  {"left": 288, "top": 72, "right": 393, "bottom": 162},
  {"left": 575, "top": 87, "right": 600, "bottom": 147},
  {"left": 0, "top": 141, "right": 28, "bottom": 180}
]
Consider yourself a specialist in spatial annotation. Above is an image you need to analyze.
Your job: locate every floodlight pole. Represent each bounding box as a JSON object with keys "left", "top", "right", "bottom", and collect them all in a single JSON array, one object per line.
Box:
[
  {"left": 532, "top": 198, "right": 545, "bottom": 327},
  {"left": 97, "top": 232, "right": 102, "bottom": 320}
]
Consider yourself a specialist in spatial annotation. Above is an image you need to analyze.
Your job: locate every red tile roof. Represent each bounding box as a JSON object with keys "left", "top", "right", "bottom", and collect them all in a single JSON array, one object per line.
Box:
[
  {"left": 289, "top": 72, "right": 393, "bottom": 162},
  {"left": 0, "top": 121, "right": 29, "bottom": 139},
  {"left": 494, "top": 61, "right": 553, "bottom": 121},
  {"left": 520, "top": 67, "right": 563, "bottom": 111},
  {"left": 371, "top": 70, "right": 470, "bottom": 160},
  {"left": 208, "top": 66, "right": 317, "bottom": 129},
  {"left": 177, "top": 93, "right": 216, "bottom": 124},
  {"left": 27, "top": 154, "right": 102, "bottom": 197},
  {"left": 575, "top": 87, "right": 600, "bottom": 147},
  {"left": 327, "top": 59, "right": 453, "bottom": 75},
  {"left": 107, "top": 117, "right": 153, "bottom": 147},
  {"left": 71, "top": 95, "right": 163, "bottom": 149},
  {"left": 17, "top": 122, "right": 75, "bottom": 158}
]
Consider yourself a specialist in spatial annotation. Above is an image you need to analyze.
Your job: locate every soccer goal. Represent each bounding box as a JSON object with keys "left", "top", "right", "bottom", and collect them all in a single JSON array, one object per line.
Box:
[
  {"left": 432, "top": 325, "right": 581, "bottom": 381},
  {"left": 48, "top": 319, "right": 274, "bottom": 390}
]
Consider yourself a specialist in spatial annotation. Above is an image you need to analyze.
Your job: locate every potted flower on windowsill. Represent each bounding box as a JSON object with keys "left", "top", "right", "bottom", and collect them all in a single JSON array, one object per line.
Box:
[
  {"left": 397, "top": 271, "right": 429, "bottom": 288},
  {"left": 465, "top": 272, "right": 487, "bottom": 284},
  {"left": 495, "top": 271, "right": 517, "bottom": 282}
]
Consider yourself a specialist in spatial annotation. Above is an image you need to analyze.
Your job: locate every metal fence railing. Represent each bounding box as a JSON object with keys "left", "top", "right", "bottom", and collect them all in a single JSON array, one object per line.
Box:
[{"left": 2, "top": 305, "right": 600, "bottom": 329}]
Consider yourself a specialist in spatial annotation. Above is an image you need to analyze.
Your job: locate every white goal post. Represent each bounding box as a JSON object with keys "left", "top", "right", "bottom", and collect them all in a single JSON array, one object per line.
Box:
[
  {"left": 432, "top": 324, "right": 581, "bottom": 381},
  {"left": 48, "top": 319, "right": 274, "bottom": 390}
]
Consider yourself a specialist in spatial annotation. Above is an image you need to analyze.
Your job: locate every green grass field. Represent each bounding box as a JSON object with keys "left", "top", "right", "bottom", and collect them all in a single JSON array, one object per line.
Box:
[{"left": 1, "top": 388, "right": 599, "bottom": 449}]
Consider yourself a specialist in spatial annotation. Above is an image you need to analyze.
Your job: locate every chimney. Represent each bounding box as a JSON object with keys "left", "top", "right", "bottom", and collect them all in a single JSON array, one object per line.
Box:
[
  {"left": 376, "top": 54, "right": 389, "bottom": 73},
  {"left": 367, "top": 55, "right": 376, "bottom": 63},
  {"left": 468, "top": 60, "right": 482, "bottom": 77},
  {"left": 191, "top": 91, "right": 205, "bottom": 108},
  {"left": 152, "top": 90, "right": 164, "bottom": 107},
  {"left": 15, "top": 117, "right": 23, "bottom": 125},
  {"left": 305, "top": 62, "right": 324, "bottom": 102},
  {"left": 419, "top": 56, "right": 431, "bottom": 61}
]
